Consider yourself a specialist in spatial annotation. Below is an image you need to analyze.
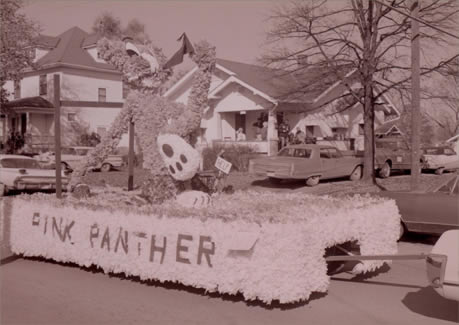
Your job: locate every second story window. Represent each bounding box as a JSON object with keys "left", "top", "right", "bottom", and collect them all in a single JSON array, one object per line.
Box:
[
  {"left": 14, "top": 80, "right": 21, "bottom": 99},
  {"left": 39, "top": 74, "right": 47, "bottom": 95},
  {"left": 98, "top": 88, "right": 106, "bottom": 102}
]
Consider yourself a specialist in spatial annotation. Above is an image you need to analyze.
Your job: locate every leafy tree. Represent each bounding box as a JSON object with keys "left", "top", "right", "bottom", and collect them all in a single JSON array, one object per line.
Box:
[
  {"left": 78, "top": 132, "right": 101, "bottom": 147},
  {"left": 123, "top": 19, "right": 150, "bottom": 43},
  {"left": 92, "top": 11, "right": 122, "bottom": 39},
  {"left": 0, "top": 0, "right": 39, "bottom": 110},
  {"left": 264, "top": 0, "right": 459, "bottom": 183}
]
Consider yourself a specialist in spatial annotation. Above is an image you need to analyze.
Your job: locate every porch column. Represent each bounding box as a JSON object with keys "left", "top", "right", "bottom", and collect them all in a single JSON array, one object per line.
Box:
[
  {"left": 267, "top": 109, "right": 278, "bottom": 156},
  {"left": 1, "top": 114, "right": 6, "bottom": 143},
  {"left": 216, "top": 112, "right": 222, "bottom": 140}
]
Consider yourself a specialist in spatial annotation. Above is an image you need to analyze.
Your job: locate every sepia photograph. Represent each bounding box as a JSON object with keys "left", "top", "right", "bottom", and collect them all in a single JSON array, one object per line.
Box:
[{"left": 0, "top": 0, "right": 458, "bottom": 324}]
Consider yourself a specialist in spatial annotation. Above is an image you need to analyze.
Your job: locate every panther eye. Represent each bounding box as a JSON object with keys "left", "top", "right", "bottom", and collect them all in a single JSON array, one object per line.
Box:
[{"left": 162, "top": 144, "right": 174, "bottom": 157}]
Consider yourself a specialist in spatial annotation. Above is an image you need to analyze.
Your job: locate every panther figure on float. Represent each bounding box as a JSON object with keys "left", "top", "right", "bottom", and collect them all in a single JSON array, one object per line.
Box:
[{"left": 68, "top": 34, "right": 216, "bottom": 205}]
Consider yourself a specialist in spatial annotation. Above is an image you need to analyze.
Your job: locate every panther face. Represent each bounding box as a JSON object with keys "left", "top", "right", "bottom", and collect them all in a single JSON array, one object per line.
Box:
[{"left": 157, "top": 134, "right": 200, "bottom": 181}]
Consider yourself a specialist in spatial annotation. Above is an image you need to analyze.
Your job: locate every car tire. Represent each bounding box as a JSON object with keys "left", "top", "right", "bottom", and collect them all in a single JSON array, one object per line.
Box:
[
  {"left": 268, "top": 177, "right": 282, "bottom": 185},
  {"left": 100, "top": 163, "right": 112, "bottom": 173},
  {"left": 379, "top": 162, "right": 391, "bottom": 178},
  {"left": 435, "top": 167, "right": 445, "bottom": 175},
  {"left": 349, "top": 166, "right": 363, "bottom": 181},
  {"left": 398, "top": 222, "right": 406, "bottom": 241},
  {"left": 306, "top": 176, "right": 320, "bottom": 187},
  {"left": 0, "top": 183, "right": 5, "bottom": 197},
  {"left": 61, "top": 162, "right": 68, "bottom": 171}
]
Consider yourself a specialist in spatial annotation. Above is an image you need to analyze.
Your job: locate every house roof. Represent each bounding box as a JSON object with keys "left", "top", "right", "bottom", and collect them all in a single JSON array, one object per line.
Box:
[
  {"left": 4, "top": 96, "right": 54, "bottom": 109},
  {"left": 375, "top": 119, "right": 403, "bottom": 135},
  {"left": 36, "top": 35, "right": 60, "bottom": 48},
  {"left": 215, "top": 58, "right": 343, "bottom": 104},
  {"left": 35, "top": 27, "right": 118, "bottom": 72}
]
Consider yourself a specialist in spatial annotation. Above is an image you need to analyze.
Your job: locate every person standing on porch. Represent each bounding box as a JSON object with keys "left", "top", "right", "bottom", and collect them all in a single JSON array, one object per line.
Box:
[
  {"left": 236, "top": 128, "right": 246, "bottom": 141},
  {"left": 278, "top": 118, "right": 290, "bottom": 148},
  {"left": 261, "top": 121, "right": 268, "bottom": 141}
]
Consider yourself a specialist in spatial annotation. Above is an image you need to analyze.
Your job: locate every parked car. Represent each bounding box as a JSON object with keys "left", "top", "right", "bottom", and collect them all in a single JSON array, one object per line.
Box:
[
  {"left": 0, "top": 154, "right": 69, "bottom": 196},
  {"left": 421, "top": 146, "right": 459, "bottom": 175},
  {"left": 427, "top": 229, "right": 459, "bottom": 301},
  {"left": 375, "top": 137, "right": 420, "bottom": 178},
  {"left": 248, "top": 144, "right": 363, "bottom": 186},
  {"left": 375, "top": 175, "right": 459, "bottom": 238},
  {"left": 35, "top": 146, "right": 124, "bottom": 172}
]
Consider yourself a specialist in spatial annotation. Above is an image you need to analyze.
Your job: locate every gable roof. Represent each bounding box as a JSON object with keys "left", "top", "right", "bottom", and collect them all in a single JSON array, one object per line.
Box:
[
  {"left": 217, "top": 59, "right": 348, "bottom": 103},
  {"left": 35, "top": 27, "right": 118, "bottom": 73},
  {"left": 215, "top": 58, "right": 343, "bottom": 104}
]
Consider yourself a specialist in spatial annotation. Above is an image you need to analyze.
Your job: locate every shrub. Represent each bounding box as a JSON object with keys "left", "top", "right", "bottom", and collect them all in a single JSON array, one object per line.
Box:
[{"left": 202, "top": 143, "right": 257, "bottom": 172}]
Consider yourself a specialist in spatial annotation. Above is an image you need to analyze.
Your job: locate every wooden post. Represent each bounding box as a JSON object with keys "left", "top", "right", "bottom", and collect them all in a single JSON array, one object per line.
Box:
[
  {"left": 410, "top": 0, "right": 421, "bottom": 191},
  {"left": 53, "top": 74, "right": 62, "bottom": 198},
  {"left": 267, "top": 109, "right": 278, "bottom": 156},
  {"left": 127, "top": 120, "right": 135, "bottom": 191}
]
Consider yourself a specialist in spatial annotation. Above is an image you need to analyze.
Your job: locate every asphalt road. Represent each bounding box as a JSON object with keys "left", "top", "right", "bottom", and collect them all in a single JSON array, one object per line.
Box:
[{"left": 1, "top": 236, "right": 458, "bottom": 325}]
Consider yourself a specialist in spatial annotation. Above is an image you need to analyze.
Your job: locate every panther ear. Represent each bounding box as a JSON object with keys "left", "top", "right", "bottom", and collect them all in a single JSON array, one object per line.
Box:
[{"left": 124, "top": 38, "right": 140, "bottom": 57}]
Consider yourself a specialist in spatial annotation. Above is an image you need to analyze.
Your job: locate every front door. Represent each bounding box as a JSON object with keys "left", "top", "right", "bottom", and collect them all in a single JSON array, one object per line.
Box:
[
  {"left": 235, "top": 113, "right": 246, "bottom": 134},
  {"left": 21, "top": 113, "right": 27, "bottom": 135}
]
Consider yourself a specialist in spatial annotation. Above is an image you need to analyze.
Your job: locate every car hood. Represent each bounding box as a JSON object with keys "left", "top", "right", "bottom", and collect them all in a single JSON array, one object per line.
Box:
[{"left": 4, "top": 168, "right": 67, "bottom": 178}]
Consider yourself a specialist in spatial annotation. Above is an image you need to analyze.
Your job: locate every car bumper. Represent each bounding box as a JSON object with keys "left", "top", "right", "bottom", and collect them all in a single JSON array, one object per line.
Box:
[
  {"left": 426, "top": 254, "right": 459, "bottom": 301},
  {"left": 14, "top": 177, "right": 69, "bottom": 191}
]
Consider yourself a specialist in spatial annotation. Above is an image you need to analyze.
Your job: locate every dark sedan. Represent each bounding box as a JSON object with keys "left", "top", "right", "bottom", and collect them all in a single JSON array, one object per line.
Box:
[{"left": 377, "top": 175, "right": 459, "bottom": 238}]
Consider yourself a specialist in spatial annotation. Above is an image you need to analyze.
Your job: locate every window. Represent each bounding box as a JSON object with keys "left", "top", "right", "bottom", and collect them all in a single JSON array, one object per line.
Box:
[
  {"left": 320, "top": 149, "right": 331, "bottom": 159},
  {"left": 294, "top": 149, "right": 311, "bottom": 158},
  {"left": 331, "top": 127, "right": 347, "bottom": 140},
  {"left": 39, "top": 74, "right": 47, "bottom": 95},
  {"left": 67, "top": 113, "right": 76, "bottom": 122},
  {"left": 14, "top": 80, "right": 21, "bottom": 99},
  {"left": 328, "top": 148, "right": 342, "bottom": 158},
  {"left": 358, "top": 123, "right": 364, "bottom": 135},
  {"left": 98, "top": 88, "right": 106, "bottom": 102}
]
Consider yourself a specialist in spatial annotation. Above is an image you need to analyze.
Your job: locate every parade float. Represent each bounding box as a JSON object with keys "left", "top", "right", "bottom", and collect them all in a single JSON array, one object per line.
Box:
[{"left": 0, "top": 35, "right": 400, "bottom": 304}]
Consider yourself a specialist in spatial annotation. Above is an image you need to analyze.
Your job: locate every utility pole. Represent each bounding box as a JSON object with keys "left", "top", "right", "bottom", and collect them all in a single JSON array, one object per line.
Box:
[
  {"left": 410, "top": 0, "right": 421, "bottom": 191},
  {"left": 127, "top": 119, "right": 134, "bottom": 191},
  {"left": 53, "top": 74, "right": 62, "bottom": 198}
]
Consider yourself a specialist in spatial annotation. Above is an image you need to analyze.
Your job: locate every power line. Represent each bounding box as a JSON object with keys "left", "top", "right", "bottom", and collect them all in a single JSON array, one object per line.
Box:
[{"left": 374, "top": 0, "right": 459, "bottom": 40}]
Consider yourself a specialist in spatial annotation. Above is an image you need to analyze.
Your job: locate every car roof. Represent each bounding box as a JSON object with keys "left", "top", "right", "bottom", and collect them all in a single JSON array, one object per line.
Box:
[
  {"left": 0, "top": 154, "right": 34, "bottom": 160},
  {"left": 284, "top": 144, "right": 336, "bottom": 149}
]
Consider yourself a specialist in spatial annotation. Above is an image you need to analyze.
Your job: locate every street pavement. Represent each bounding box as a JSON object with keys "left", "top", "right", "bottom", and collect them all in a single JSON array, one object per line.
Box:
[{"left": 1, "top": 236, "right": 458, "bottom": 325}]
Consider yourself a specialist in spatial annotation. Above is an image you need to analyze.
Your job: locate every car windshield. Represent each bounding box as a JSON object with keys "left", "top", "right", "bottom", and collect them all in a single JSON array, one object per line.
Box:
[
  {"left": 75, "top": 148, "right": 90, "bottom": 155},
  {"left": 376, "top": 140, "right": 408, "bottom": 150},
  {"left": 0, "top": 158, "right": 41, "bottom": 169},
  {"left": 277, "top": 148, "right": 311, "bottom": 158},
  {"left": 437, "top": 177, "right": 459, "bottom": 195}
]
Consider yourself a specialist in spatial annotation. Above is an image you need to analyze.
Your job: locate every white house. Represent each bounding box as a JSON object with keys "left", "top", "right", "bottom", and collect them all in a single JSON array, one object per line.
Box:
[
  {"left": 164, "top": 58, "right": 401, "bottom": 155},
  {"left": 1, "top": 27, "right": 127, "bottom": 150}
]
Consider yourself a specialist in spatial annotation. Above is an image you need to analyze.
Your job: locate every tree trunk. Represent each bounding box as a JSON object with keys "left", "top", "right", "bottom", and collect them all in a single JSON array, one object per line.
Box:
[{"left": 362, "top": 82, "right": 376, "bottom": 183}]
